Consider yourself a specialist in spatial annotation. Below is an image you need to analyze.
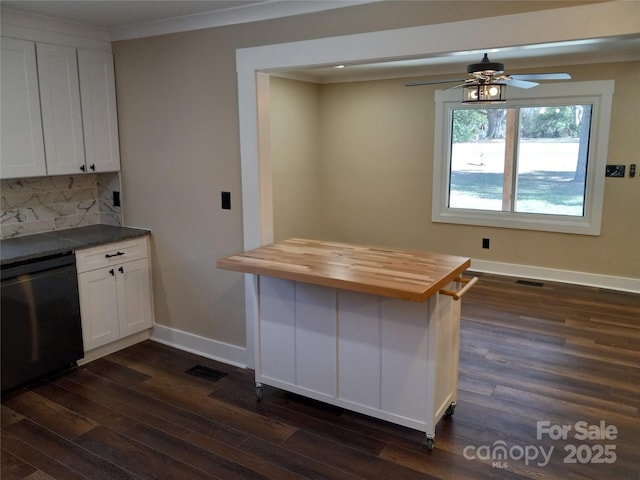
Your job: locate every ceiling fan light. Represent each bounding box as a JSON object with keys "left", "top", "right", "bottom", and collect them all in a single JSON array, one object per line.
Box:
[{"left": 463, "top": 83, "right": 506, "bottom": 103}]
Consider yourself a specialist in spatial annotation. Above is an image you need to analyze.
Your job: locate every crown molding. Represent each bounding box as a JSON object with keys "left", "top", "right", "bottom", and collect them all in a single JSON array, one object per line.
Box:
[
  {"left": 109, "top": 1, "right": 375, "bottom": 42},
  {"left": 1, "top": 6, "right": 111, "bottom": 50},
  {"left": 1, "top": 1, "right": 377, "bottom": 44}
]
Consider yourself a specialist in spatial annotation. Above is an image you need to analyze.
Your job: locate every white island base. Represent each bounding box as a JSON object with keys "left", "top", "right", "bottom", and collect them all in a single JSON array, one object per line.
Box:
[{"left": 255, "top": 276, "right": 462, "bottom": 450}]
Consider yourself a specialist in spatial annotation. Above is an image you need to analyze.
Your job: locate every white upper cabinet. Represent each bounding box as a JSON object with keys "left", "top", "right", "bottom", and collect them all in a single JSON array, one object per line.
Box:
[
  {"left": 78, "top": 49, "right": 121, "bottom": 173},
  {"left": 0, "top": 37, "right": 46, "bottom": 178},
  {"left": 36, "top": 43, "right": 86, "bottom": 175},
  {"left": 0, "top": 37, "right": 121, "bottom": 179}
]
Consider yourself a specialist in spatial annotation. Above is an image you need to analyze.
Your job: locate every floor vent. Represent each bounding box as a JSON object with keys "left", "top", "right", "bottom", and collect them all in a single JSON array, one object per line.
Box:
[
  {"left": 516, "top": 280, "right": 545, "bottom": 287},
  {"left": 185, "top": 365, "right": 228, "bottom": 382}
]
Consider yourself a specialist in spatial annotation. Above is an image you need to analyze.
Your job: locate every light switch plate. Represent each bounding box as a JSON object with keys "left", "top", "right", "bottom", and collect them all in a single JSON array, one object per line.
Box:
[{"left": 221, "top": 191, "right": 231, "bottom": 209}]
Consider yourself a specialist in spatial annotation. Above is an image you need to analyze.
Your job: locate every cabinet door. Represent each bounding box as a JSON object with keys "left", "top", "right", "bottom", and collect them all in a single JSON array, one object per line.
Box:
[
  {"left": 116, "top": 258, "right": 153, "bottom": 338},
  {"left": 0, "top": 38, "right": 46, "bottom": 178},
  {"left": 77, "top": 49, "right": 120, "bottom": 172},
  {"left": 36, "top": 43, "right": 86, "bottom": 175},
  {"left": 78, "top": 268, "right": 120, "bottom": 351}
]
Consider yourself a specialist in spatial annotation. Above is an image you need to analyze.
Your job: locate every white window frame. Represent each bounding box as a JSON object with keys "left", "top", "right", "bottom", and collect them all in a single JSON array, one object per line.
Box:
[{"left": 432, "top": 80, "right": 614, "bottom": 235}]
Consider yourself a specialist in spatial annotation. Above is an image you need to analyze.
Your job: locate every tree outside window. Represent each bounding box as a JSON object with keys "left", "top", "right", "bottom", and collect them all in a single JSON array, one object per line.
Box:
[
  {"left": 449, "top": 104, "right": 592, "bottom": 216},
  {"left": 433, "top": 80, "right": 614, "bottom": 236}
]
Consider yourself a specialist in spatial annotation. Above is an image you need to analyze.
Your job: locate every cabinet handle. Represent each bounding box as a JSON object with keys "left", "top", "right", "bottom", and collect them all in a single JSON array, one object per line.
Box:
[
  {"left": 109, "top": 268, "right": 115, "bottom": 276},
  {"left": 439, "top": 276, "right": 479, "bottom": 301},
  {"left": 90, "top": 164, "right": 96, "bottom": 171},
  {"left": 118, "top": 266, "right": 124, "bottom": 274},
  {"left": 80, "top": 165, "right": 86, "bottom": 172},
  {"left": 105, "top": 251, "right": 125, "bottom": 258}
]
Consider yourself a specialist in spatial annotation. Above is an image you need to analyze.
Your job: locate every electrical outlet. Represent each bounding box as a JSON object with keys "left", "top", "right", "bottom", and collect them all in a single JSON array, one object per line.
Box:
[
  {"left": 482, "top": 238, "right": 490, "bottom": 249},
  {"left": 112, "top": 191, "right": 120, "bottom": 207}
]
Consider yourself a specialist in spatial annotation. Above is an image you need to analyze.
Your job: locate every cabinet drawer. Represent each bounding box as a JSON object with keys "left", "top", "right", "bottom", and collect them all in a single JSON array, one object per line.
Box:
[{"left": 76, "top": 236, "right": 149, "bottom": 273}]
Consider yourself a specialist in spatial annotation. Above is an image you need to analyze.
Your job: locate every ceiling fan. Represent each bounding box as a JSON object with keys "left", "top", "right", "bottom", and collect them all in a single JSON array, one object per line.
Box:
[{"left": 405, "top": 53, "right": 571, "bottom": 91}]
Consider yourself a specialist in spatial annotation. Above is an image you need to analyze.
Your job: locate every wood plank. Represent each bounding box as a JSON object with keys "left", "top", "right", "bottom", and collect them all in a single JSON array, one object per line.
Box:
[
  {"left": 282, "top": 429, "right": 438, "bottom": 480},
  {"left": 1, "top": 448, "right": 37, "bottom": 480},
  {"left": 53, "top": 370, "right": 250, "bottom": 447},
  {"left": 133, "top": 376, "right": 296, "bottom": 445},
  {"left": 379, "top": 442, "right": 509, "bottom": 480},
  {"left": 237, "top": 434, "right": 364, "bottom": 480},
  {"left": 218, "top": 238, "right": 471, "bottom": 302},
  {"left": 122, "top": 423, "right": 270, "bottom": 480},
  {"left": 90, "top": 354, "right": 296, "bottom": 445},
  {"left": 75, "top": 425, "right": 217, "bottom": 480},
  {"left": 30, "top": 382, "right": 137, "bottom": 434},
  {"left": 2, "top": 391, "right": 97, "bottom": 440},
  {"left": 210, "top": 384, "right": 390, "bottom": 457},
  {"left": 1, "top": 431, "right": 86, "bottom": 480},
  {"left": 3, "top": 421, "right": 140, "bottom": 479},
  {"left": 1, "top": 405, "right": 24, "bottom": 428},
  {"left": 80, "top": 357, "right": 151, "bottom": 387}
]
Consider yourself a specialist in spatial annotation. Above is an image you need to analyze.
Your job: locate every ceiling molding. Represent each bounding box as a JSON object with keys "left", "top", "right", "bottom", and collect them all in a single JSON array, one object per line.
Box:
[
  {"left": 108, "top": 1, "right": 376, "bottom": 42},
  {"left": 0, "top": 1, "right": 377, "bottom": 43},
  {"left": 0, "top": 7, "right": 112, "bottom": 51}
]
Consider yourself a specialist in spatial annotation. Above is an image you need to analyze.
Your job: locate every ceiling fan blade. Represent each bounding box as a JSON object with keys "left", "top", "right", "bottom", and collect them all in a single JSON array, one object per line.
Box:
[
  {"left": 442, "top": 81, "right": 473, "bottom": 91},
  {"left": 503, "top": 78, "right": 539, "bottom": 89},
  {"left": 510, "top": 73, "right": 571, "bottom": 81},
  {"left": 404, "top": 78, "right": 466, "bottom": 87}
]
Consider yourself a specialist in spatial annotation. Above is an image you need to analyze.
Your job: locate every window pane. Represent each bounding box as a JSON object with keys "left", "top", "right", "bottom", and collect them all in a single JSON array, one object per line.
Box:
[
  {"left": 449, "top": 108, "right": 507, "bottom": 211},
  {"left": 515, "top": 105, "right": 592, "bottom": 216}
]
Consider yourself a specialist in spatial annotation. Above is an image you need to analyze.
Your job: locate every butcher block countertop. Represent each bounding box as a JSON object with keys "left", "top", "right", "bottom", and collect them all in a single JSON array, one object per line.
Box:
[{"left": 217, "top": 238, "right": 471, "bottom": 302}]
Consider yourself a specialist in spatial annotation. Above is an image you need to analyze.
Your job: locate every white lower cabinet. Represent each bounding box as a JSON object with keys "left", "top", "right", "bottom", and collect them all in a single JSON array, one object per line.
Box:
[
  {"left": 256, "top": 276, "right": 461, "bottom": 447},
  {"left": 76, "top": 237, "right": 153, "bottom": 352}
]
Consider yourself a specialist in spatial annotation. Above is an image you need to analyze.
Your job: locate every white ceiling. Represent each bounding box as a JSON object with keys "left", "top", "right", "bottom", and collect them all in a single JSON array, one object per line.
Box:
[
  {"left": 284, "top": 35, "right": 640, "bottom": 84},
  {"left": 0, "top": 1, "right": 272, "bottom": 28},
  {"left": 2, "top": 1, "right": 639, "bottom": 83},
  {"left": 0, "top": 0, "right": 372, "bottom": 39}
]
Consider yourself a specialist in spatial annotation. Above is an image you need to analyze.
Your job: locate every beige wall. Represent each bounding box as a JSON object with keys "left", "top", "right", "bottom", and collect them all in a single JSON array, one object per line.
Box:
[
  {"left": 270, "top": 77, "right": 323, "bottom": 241},
  {"left": 112, "top": 0, "right": 629, "bottom": 350},
  {"left": 272, "top": 61, "right": 640, "bottom": 278}
]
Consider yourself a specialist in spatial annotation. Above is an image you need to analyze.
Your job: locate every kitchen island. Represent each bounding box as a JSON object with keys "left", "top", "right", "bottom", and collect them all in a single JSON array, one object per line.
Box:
[{"left": 218, "top": 238, "right": 476, "bottom": 449}]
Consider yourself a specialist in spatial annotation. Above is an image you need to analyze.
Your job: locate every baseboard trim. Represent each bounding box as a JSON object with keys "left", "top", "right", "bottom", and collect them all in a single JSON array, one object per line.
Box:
[
  {"left": 470, "top": 259, "right": 640, "bottom": 294},
  {"left": 150, "top": 324, "right": 248, "bottom": 369}
]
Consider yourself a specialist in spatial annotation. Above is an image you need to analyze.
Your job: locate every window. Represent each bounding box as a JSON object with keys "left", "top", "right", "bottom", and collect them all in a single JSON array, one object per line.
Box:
[{"left": 432, "top": 81, "right": 614, "bottom": 235}]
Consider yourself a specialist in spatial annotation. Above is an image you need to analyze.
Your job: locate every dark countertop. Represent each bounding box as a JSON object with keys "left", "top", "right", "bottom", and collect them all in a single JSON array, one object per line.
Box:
[{"left": 1, "top": 225, "right": 151, "bottom": 266}]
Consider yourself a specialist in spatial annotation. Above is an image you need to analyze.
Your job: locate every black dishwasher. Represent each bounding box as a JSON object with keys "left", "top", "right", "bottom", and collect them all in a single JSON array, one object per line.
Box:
[{"left": 1, "top": 252, "right": 84, "bottom": 392}]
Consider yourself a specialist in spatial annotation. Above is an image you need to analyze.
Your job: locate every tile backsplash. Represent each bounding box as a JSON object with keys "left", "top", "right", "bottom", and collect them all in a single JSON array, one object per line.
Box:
[{"left": 1, "top": 173, "right": 122, "bottom": 239}]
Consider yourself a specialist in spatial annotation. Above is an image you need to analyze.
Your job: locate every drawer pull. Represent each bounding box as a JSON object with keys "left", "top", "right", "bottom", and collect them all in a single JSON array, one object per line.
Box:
[
  {"left": 439, "top": 276, "right": 479, "bottom": 301},
  {"left": 105, "top": 251, "right": 125, "bottom": 258}
]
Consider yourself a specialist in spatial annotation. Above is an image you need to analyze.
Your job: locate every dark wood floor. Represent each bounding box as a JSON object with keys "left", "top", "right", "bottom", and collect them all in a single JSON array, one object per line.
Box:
[{"left": 2, "top": 273, "right": 639, "bottom": 479}]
